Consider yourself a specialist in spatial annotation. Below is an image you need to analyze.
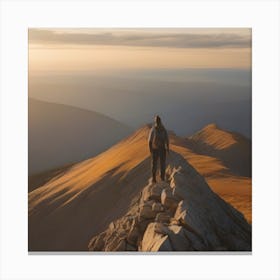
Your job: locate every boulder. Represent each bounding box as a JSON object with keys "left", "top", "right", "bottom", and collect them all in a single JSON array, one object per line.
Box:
[
  {"left": 141, "top": 184, "right": 152, "bottom": 202},
  {"left": 141, "top": 222, "right": 172, "bottom": 251},
  {"left": 174, "top": 200, "right": 188, "bottom": 222},
  {"left": 161, "top": 188, "right": 179, "bottom": 210},
  {"left": 139, "top": 200, "right": 165, "bottom": 221},
  {"left": 108, "top": 222, "right": 115, "bottom": 231},
  {"left": 155, "top": 212, "right": 171, "bottom": 224},
  {"left": 152, "top": 202, "right": 164, "bottom": 212},
  {"left": 142, "top": 182, "right": 168, "bottom": 202},
  {"left": 138, "top": 201, "right": 156, "bottom": 219},
  {"left": 169, "top": 217, "right": 180, "bottom": 225},
  {"left": 150, "top": 184, "right": 165, "bottom": 201}
]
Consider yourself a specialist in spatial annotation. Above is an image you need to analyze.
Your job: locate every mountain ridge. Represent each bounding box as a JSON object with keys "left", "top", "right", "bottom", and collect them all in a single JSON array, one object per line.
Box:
[
  {"left": 188, "top": 122, "right": 250, "bottom": 149},
  {"left": 89, "top": 151, "right": 251, "bottom": 252},
  {"left": 187, "top": 123, "right": 251, "bottom": 176},
  {"left": 28, "top": 124, "right": 251, "bottom": 251}
]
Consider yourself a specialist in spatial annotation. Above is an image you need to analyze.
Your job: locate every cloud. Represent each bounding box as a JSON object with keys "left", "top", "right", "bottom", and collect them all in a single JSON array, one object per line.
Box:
[{"left": 29, "top": 29, "right": 251, "bottom": 49}]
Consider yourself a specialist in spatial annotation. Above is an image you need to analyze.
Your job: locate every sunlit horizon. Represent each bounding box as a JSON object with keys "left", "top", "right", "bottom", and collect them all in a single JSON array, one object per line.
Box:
[{"left": 29, "top": 28, "right": 251, "bottom": 74}]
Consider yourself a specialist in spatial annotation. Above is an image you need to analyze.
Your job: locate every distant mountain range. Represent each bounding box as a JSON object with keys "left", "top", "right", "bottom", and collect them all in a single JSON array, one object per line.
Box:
[
  {"left": 28, "top": 98, "right": 132, "bottom": 174},
  {"left": 29, "top": 74, "right": 252, "bottom": 137}
]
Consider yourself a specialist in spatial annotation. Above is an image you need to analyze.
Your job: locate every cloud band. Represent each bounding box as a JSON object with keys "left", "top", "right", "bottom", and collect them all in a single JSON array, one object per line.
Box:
[{"left": 29, "top": 29, "right": 251, "bottom": 49}]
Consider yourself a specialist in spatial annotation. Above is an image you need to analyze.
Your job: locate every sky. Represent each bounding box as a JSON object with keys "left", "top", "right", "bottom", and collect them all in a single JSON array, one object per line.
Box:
[
  {"left": 29, "top": 28, "right": 251, "bottom": 73},
  {"left": 28, "top": 28, "right": 252, "bottom": 137}
]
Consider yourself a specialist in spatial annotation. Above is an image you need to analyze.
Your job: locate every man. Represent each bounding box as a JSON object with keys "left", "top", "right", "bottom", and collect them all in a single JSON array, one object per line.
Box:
[{"left": 148, "top": 115, "right": 169, "bottom": 183}]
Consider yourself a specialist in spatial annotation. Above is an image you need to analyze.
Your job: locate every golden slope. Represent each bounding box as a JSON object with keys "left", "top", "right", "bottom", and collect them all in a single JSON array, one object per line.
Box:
[
  {"left": 187, "top": 123, "right": 251, "bottom": 177},
  {"left": 189, "top": 123, "right": 238, "bottom": 150},
  {"left": 29, "top": 126, "right": 152, "bottom": 251}
]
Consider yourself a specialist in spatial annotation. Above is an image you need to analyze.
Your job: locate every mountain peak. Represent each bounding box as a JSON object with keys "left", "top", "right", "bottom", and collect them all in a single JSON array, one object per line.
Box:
[
  {"left": 203, "top": 123, "right": 219, "bottom": 130},
  {"left": 189, "top": 123, "right": 239, "bottom": 150},
  {"left": 188, "top": 123, "right": 251, "bottom": 176}
]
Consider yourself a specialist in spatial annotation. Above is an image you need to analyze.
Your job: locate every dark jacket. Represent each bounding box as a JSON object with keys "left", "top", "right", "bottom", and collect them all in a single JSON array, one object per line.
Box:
[{"left": 148, "top": 124, "right": 169, "bottom": 152}]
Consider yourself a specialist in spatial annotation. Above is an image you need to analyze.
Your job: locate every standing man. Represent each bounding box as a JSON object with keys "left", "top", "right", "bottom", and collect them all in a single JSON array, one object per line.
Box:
[{"left": 148, "top": 115, "right": 169, "bottom": 183}]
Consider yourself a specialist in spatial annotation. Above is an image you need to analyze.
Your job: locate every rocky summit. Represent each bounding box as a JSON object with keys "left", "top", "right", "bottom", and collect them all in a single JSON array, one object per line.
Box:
[{"left": 88, "top": 151, "right": 251, "bottom": 252}]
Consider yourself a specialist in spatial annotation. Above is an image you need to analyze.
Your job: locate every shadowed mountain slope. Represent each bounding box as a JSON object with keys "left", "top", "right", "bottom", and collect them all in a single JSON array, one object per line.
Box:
[{"left": 28, "top": 98, "right": 132, "bottom": 175}]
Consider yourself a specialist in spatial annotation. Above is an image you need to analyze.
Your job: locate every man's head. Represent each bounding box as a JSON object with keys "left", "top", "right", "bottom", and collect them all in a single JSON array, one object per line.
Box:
[{"left": 154, "top": 115, "right": 162, "bottom": 126}]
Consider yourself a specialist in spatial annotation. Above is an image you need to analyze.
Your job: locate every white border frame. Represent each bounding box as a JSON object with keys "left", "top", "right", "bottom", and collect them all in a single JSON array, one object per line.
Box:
[{"left": 1, "top": 0, "right": 279, "bottom": 279}]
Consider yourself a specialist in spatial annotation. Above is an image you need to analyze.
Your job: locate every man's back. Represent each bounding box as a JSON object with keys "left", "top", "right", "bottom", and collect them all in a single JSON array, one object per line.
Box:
[{"left": 149, "top": 125, "right": 168, "bottom": 150}]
